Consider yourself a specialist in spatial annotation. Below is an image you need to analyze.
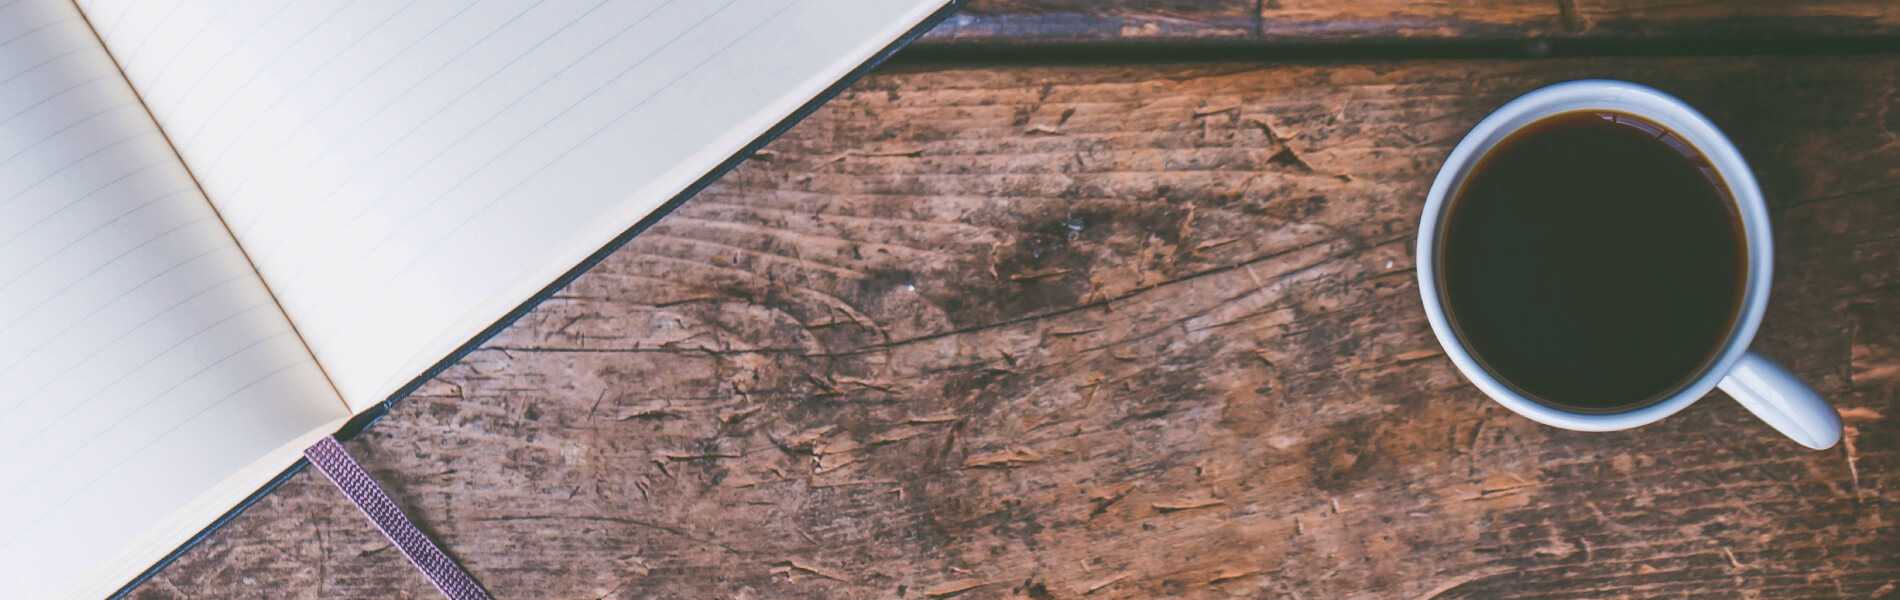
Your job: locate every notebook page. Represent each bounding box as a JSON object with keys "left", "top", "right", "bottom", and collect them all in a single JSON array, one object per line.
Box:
[
  {"left": 81, "top": 0, "right": 951, "bottom": 411},
  {"left": 0, "top": 2, "right": 348, "bottom": 597}
]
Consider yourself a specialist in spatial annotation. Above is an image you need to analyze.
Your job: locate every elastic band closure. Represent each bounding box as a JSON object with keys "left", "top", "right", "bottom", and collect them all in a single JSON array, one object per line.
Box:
[{"left": 305, "top": 437, "right": 491, "bottom": 600}]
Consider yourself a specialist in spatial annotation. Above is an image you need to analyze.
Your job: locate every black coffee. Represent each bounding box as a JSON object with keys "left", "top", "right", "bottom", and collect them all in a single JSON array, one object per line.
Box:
[{"left": 1439, "top": 111, "right": 1746, "bottom": 412}]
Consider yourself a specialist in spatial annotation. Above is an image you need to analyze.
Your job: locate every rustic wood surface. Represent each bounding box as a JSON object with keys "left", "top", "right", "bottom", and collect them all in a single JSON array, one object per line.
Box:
[
  {"left": 918, "top": 0, "right": 1900, "bottom": 46},
  {"left": 125, "top": 52, "right": 1900, "bottom": 599}
]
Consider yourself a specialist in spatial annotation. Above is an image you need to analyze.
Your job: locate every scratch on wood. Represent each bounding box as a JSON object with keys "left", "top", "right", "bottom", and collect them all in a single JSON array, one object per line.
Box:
[
  {"left": 810, "top": 479, "right": 896, "bottom": 489},
  {"left": 1009, "top": 267, "right": 1071, "bottom": 281},
  {"left": 1090, "top": 485, "right": 1131, "bottom": 519},
  {"left": 964, "top": 448, "right": 1043, "bottom": 469},
  {"left": 1208, "top": 567, "right": 1264, "bottom": 585},
  {"left": 771, "top": 560, "right": 851, "bottom": 582},
  {"left": 1839, "top": 406, "right": 1883, "bottom": 421},
  {"left": 1244, "top": 117, "right": 1284, "bottom": 145},
  {"left": 1266, "top": 146, "right": 1315, "bottom": 173},
  {"left": 1194, "top": 237, "right": 1238, "bottom": 253},
  {"left": 716, "top": 405, "right": 760, "bottom": 424},
  {"left": 1416, "top": 569, "right": 1505, "bottom": 599},
  {"left": 1178, "top": 205, "right": 1198, "bottom": 244},
  {"left": 816, "top": 437, "right": 862, "bottom": 457},
  {"left": 1466, "top": 474, "right": 1538, "bottom": 500},
  {"left": 828, "top": 375, "right": 898, "bottom": 394},
  {"left": 923, "top": 579, "right": 991, "bottom": 597},
  {"left": 814, "top": 454, "right": 859, "bottom": 474},
  {"left": 1392, "top": 349, "right": 1442, "bottom": 363},
  {"left": 1844, "top": 425, "right": 1863, "bottom": 499},
  {"left": 658, "top": 450, "right": 743, "bottom": 461},
  {"left": 614, "top": 404, "right": 681, "bottom": 422},
  {"left": 829, "top": 146, "right": 923, "bottom": 162},
  {"left": 1870, "top": 581, "right": 1896, "bottom": 598},
  {"left": 1193, "top": 104, "right": 1239, "bottom": 118},
  {"left": 1153, "top": 498, "right": 1226, "bottom": 513},
  {"left": 1050, "top": 326, "right": 1104, "bottom": 337},
  {"left": 1076, "top": 377, "right": 1105, "bottom": 407},
  {"left": 1082, "top": 573, "right": 1129, "bottom": 595},
  {"left": 778, "top": 425, "right": 836, "bottom": 452}
]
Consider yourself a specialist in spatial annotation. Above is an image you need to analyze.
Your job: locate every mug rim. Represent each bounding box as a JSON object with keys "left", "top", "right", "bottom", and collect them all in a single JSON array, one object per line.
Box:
[{"left": 1416, "top": 79, "right": 1774, "bottom": 432}]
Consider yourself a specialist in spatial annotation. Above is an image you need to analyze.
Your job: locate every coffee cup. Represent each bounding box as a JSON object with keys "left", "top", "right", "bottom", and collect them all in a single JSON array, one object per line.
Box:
[{"left": 1416, "top": 79, "right": 1841, "bottom": 449}]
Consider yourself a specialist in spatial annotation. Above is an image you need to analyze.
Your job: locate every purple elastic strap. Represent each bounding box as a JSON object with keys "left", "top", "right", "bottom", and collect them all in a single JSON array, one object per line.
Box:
[{"left": 305, "top": 436, "right": 492, "bottom": 600}]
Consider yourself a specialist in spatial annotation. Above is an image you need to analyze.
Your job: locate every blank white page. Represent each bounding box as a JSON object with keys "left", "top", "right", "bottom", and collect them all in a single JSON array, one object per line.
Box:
[
  {"left": 0, "top": 2, "right": 348, "bottom": 598},
  {"left": 81, "top": 0, "right": 951, "bottom": 411}
]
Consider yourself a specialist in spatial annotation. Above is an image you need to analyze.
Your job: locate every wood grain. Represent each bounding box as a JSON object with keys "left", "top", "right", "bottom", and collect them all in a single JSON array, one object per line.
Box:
[
  {"left": 918, "top": 0, "right": 1900, "bottom": 45},
  {"left": 133, "top": 57, "right": 1898, "bottom": 599}
]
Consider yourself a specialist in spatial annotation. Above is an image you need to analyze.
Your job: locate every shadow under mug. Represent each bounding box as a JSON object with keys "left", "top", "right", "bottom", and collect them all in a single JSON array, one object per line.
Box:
[{"left": 1415, "top": 79, "right": 1842, "bottom": 450}]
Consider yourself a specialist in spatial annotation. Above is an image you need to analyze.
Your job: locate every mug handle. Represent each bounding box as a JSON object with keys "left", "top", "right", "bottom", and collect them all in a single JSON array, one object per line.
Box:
[{"left": 1717, "top": 351, "right": 1841, "bottom": 449}]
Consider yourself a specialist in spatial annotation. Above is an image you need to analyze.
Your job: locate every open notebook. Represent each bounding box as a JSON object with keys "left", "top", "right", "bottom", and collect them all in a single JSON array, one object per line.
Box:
[{"left": 0, "top": 0, "right": 957, "bottom": 596}]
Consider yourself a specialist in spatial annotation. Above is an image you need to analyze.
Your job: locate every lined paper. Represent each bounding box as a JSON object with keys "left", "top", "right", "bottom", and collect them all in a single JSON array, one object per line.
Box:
[
  {"left": 82, "top": 0, "right": 951, "bottom": 411},
  {"left": 0, "top": 2, "right": 347, "bottom": 598}
]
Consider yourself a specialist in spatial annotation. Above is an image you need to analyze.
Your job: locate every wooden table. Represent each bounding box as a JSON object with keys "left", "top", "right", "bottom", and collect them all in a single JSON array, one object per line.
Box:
[{"left": 135, "top": 3, "right": 1899, "bottom": 599}]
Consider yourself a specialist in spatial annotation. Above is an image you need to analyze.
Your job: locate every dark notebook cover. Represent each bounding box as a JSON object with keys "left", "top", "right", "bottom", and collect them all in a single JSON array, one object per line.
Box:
[{"left": 112, "top": 2, "right": 966, "bottom": 596}]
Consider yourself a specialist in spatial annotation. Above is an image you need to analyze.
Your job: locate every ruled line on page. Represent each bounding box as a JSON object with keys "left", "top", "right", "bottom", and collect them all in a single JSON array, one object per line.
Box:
[
  {"left": 175, "top": 1, "right": 360, "bottom": 151},
  {"left": 0, "top": 326, "right": 299, "bottom": 498},
  {"left": 95, "top": 0, "right": 140, "bottom": 42},
  {"left": 0, "top": 291, "right": 269, "bottom": 441},
  {"left": 147, "top": 0, "right": 296, "bottom": 116},
  {"left": 0, "top": 185, "right": 200, "bottom": 302},
  {"left": 0, "top": 160, "right": 177, "bottom": 247},
  {"left": 128, "top": 4, "right": 227, "bottom": 96},
  {"left": 0, "top": 208, "right": 208, "bottom": 300},
  {"left": 0, "top": 272, "right": 256, "bottom": 410},
  {"left": 0, "top": 15, "right": 73, "bottom": 50},
  {"left": 258, "top": 0, "right": 681, "bottom": 263},
  {"left": 0, "top": 74, "right": 116, "bottom": 128},
  {"left": 0, "top": 319, "right": 291, "bottom": 463},
  {"left": 0, "top": 283, "right": 274, "bottom": 456},
  {"left": 114, "top": 1, "right": 185, "bottom": 67},
  {"left": 0, "top": 185, "right": 192, "bottom": 269},
  {"left": 0, "top": 46, "right": 88, "bottom": 87},
  {"left": 238, "top": 0, "right": 725, "bottom": 305},
  {"left": 208, "top": 0, "right": 483, "bottom": 219},
  {"left": 196, "top": 1, "right": 420, "bottom": 176},
  {"left": 0, "top": 356, "right": 314, "bottom": 552},
  {"left": 0, "top": 106, "right": 149, "bottom": 178},
  {"left": 5, "top": 327, "right": 301, "bottom": 481},
  {"left": 229, "top": 0, "right": 620, "bottom": 238},
  {"left": 223, "top": 0, "right": 551, "bottom": 235},
  {"left": 366, "top": 10, "right": 790, "bottom": 307},
  {"left": 0, "top": 206, "right": 225, "bottom": 328}
]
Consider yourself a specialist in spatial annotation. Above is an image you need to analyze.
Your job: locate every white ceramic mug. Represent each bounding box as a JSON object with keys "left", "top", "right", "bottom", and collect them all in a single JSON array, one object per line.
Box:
[{"left": 1416, "top": 79, "right": 1842, "bottom": 450}]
